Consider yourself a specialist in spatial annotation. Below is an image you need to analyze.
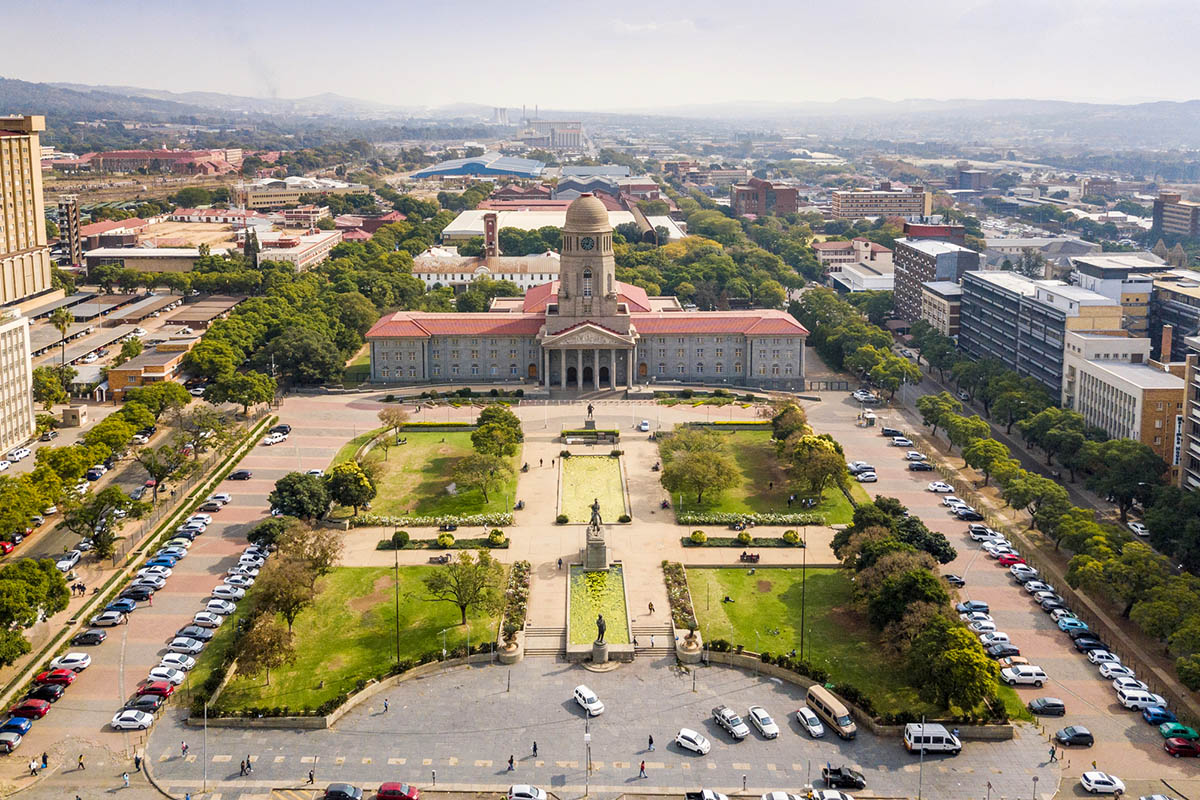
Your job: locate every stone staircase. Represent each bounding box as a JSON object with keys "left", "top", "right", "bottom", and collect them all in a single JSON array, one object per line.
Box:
[
  {"left": 524, "top": 625, "right": 566, "bottom": 657},
  {"left": 632, "top": 623, "right": 676, "bottom": 657}
]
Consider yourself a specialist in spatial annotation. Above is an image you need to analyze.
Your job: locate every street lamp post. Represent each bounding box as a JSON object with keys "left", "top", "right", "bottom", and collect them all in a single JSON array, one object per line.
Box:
[
  {"left": 1032, "top": 775, "right": 1039, "bottom": 800},
  {"left": 800, "top": 538, "right": 807, "bottom": 661},
  {"left": 393, "top": 544, "right": 401, "bottom": 668}
]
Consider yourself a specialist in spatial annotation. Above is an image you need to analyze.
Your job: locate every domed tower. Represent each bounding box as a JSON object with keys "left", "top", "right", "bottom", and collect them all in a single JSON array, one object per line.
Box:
[{"left": 555, "top": 193, "right": 624, "bottom": 325}]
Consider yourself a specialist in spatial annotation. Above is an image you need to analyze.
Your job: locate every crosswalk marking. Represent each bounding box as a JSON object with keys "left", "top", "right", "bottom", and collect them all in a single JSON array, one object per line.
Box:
[
  {"left": 707, "top": 762, "right": 717, "bottom": 769},
  {"left": 388, "top": 758, "right": 406, "bottom": 765},
  {"left": 274, "top": 756, "right": 286, "bottom": 763},
  {"left": 422, "top": 758, "right": 432, "bottom": 765},
  {"left": 213, "top": 755, "right": 232, "bottom": 762},
  {"left": 681, "top": 762, "right": 691, "bottom": 770},
  {"left": 767, "top": 763, "right": 777, "bottom": 771},
  {"left": 361, "top": 758, "right": 371, "bottom": 765},
  {"left": 248, "top": 756, "right": 258, "bottom": 763},
  {"left": 335, "top": 757, "right": 345, "bottom": 765},
  {"left": 447, "top": 757, "right": 458, "bottom": 766},
  {"left": 300, "top": 756, "right": 318, "bottom": 764},
  {"left": 611, "top": 761, "right": 629, "bottom": 769},
  {"left": 474, "top": 760, "right": 492, "bottom": 767},
  {"left": 646, "top": 761, "right": 665, "bottom": 769}
]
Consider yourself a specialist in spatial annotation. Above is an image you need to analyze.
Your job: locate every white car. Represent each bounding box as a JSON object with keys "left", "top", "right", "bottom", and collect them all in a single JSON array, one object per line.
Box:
[
  {"left": 148, "top": 666, "right": 186, "bottom": 685},
  {"left": 205, "top": 599, "right": 237, "bottom": 616},
  {"left": 1001, "top": 665, "right": 1047, "bottom": 687},
  {"left": 224, "top": 574, "right": 255, "bottom": 589},
  {"left": 131, "top": 433, "right": 150, "bottom": 445},
  {"left": 1087, "top": 650, "right": 1120, "bottom": 665},
  {"left": 1127, "top": 521, "right": 1149, "bottom": 537},
  {"left": 208, "top": 493, "right": 232, "bottom": 505},
  {"left": 638, "top": 420, "right": 650, "bottom": 432},
  {"left": 56, "top": 550, "right": 82, "bottom": 572},
  {"left": 854, "top": 471, "right": 877, "bottom": 483},
  {"left": 942, "top": 495, "right": 964, "bottom": 507},
  {"left": 133, "top": 575, "right": 166, "bottom": 590},
  {"left": 1112, "top": 676, "right": 1150, "bottom": 693},
  {"left": 968, "top": 527, "right": 1001, "bottom": 542},
  {"left": 747, "top": 705, "right": 779, "bottom": 738},
  {"left": 960, "top": 611, "right": 993, "bottom": 624},
  {"left": 979, "top": 632, "right": 1011, "bottom": 646},
  {"left": 188, "top": 514, "right": 213, "bottom": 525},
  {"left": 984, "top": 543, "right": 1016, "bottom": 558},
  {"left": 927, "top": 482, "right": 954, "bottom": 493},
  {"left": 506, "top": 786, "right": 547, "bottom": 800},
  {"left": 132, "top": 327, "right": 147, "bottom": 336},
  {"left": 159, "top": 653, "right": 196, "bottom": 671},
  {"left": 1080, "top": 771, "right": 1125, "bottom": 795},
  {"left": 674, "top": 727, "right": 711, "bottom": 754},
  {"left": 573, "top": 684, "right": 605, "bottom": 716},
  {"left": 891, "top": 437, "right": 914, "bottom": 447},
  {"left": 167, "top": 637, "right": 204, "bottom": 655},
  {"left": 795, "top": 706, "right": 825, "bottom": 737},
  {"left": 1050, "top": 608, "right": 1078, "bottom": 623},
  {"left": 192, "top": 611, "right": 224, "bottom": 628},
  {"left": 809, "top": 793, "right": 855, "bottom": 800},
  {"left": 761, "top": 793, "right": 804, "bottom": 800},
  {"left": 7, "top": 447, "right": 31, "bottom": 462},
  {"left": 968, "top": 620, "right": 997, "bottom": 634},
  {"left": 138, "top": 566, "right": 173, "bottom": 579},
  {"left": 212, "top": 585, "right": 245, "bottom": 601},
  {"left": 82, "top": 353, "right": 98, "bottom": 363},
  {"left": 238, "top": 556, "right": 265, "bottom": 569},
  {"left": 1100, "top": 663, "right": 1136, "bottom": 680},
  {"left": 111, "top": 709, "right": 154, "bottom": 730},
  {"left": 90, "top": 610, "right": 126, "bottom": 627},
  {"left": 50, "top": 652, "right": 92, "bottom": 672},
  {"left": 155, "top": 547, "right": 188, "bottom": 560},
  {"left": 228, "top": 565, "right": 260, "bottom": 578},
  {"left": 905, "top": 451, "right": 927, "bottom": 461},
  {"left": 262, "top": 432, "right": 288, "bottom": 446},
  {"left": 306, "top": 469, "right": 324, "bottom": 476},
  {"left": 166, "top": 537, "right": 193, "bottom": 550}
]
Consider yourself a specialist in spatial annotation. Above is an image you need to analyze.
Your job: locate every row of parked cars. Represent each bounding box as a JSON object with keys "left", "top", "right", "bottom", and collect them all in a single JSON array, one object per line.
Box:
[{"left": 0, "top": 646, "right": 99, "bottom": 752}]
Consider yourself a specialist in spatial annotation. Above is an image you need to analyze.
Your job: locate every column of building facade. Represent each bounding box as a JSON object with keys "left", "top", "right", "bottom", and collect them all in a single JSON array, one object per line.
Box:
[
  {"left": 543, "top": 348, "right": 549, "bottom": 387},
  {"left": 577, "top": 349, "right": 583, "bottom": 387},
  {"left": 627, "top": 349, "right": 634, "bottom": 387},
  {"left": 560, "top": 349, "right": 567, "bottom": 389},
  {"left": 593, "top": 348, "right": 600, "bottom": 390},
  {"left": 609, "top": 349, "right": 616, "bottom": 390}
]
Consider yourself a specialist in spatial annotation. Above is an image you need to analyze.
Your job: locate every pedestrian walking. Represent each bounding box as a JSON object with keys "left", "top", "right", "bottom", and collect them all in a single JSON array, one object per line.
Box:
[
  {"left": 648, "top": 734, "right": 654, "bottom": 751},
  {"left": 648, "top": 602, "right": 655, "bottom": 614},
  {"left": 123, "top": 772, "right": 129, "bottom": 788},
  {"left": 134, "top": 755, "right": 142, "bottom": 772},
  {"left": 28, "top": 759, "right": 36, "bottom": 776},
  {"left": 532, "top": 741, "right": 538, "bottom": 758},
  {"left": 432, "top": 770, "right": 436, "bottom": 786},
  {"left": 742, "top": 775, "right": 747, "bottom": 791},
  {"left": 508, "top": 755, "right": 515, "bottom": 771},
  {"left": 181, "top": 741, "right": 188, "bottom": 758},
  {"left": 1091, "top": 760, "right": 1097, "bottom": 770},
  {"left": 539, "top": 458, "right": 544, "bottom": 467},
  {"left": 240, "top": 760, "right": 246, "bottom": 776},
  {"left": 307, "top": 769, "right": 315, "bottom": 784},
  {"left": 1048, "top": 747, "right": 1057, "bottom": 763},
  {"left": 557, "top": 557, "right": 563, "bottom": 570},
  {"left": 78, "top": 754, "right": 85, "bottom": 770},
  {"left": 148, "top": 593, "right": 152, "bottom": 606},
  {"left": 383, "top": 698, "right": 389, "bottom": 713},
  {"left": 41, "top": 752, "right": 47, "bottom": 769},
  {"left": 650, "top": 634, "right": 655, "bottom": 648},
  {"left": 246, "top": 755, "right": 252, "bottom": 773},
  {"left": 639, "top": 761, "right": 647, "bottom": 778}
]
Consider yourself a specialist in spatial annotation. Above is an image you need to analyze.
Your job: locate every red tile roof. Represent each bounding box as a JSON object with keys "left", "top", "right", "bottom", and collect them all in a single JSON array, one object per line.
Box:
[
  {"left": 80, "top": 217, "right": 148, "bottom": 236},
  {"left": 632, "top": 310, "right": 808, "bottom": 336},
  {"left": 812, "top": 240, "right": 853, "bottom": 251},
  {"left": 521, "top": 280, "right": 651, "bottom": 313},
  {"left": 366, "top": 312, "right": 545, "bottom": 339}
]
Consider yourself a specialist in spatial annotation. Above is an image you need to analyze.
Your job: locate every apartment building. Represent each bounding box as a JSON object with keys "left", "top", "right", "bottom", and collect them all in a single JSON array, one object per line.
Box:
[
  {"left": 1069, "top": 253, "right": 1163, "bottom": 336},
  {"left": 831, "top": 260, "right": 893, "bottom": 293},
  {"left": 920, "top": 281, "right": 963, "bottom": 337},
  {"left": 1153, "top": 191, "right": 1200, "bottom": 238},
  {"left": 729, "top": 178, "right": 799, "bottom": 217},
  {"left": 1150, "top": 269, "right": 1200, "bottom": 362},
  {"left": 1062, "top": 330, "right": 1184, "bottom": 474},
  {"left": 893, "top": 238, "right": 979, "bottom": 322},
  {"left": 831, "top": 186, "right": 932, "bottom": 219},
  {"left": 1179, "top": 336, "right": 1200, "bottom": 489},
  {"left": 234, "top": 177, "right": 369, "bottom": 209},
  {"left": 0, "top": 115, "right": 50, "bottom": 454},
  {"left": 811, "top": 238, "right": 893, "bottom": 272}
]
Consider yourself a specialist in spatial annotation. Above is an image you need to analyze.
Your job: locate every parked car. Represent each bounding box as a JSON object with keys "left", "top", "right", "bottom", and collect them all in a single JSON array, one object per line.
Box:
[
  {"left": 192, "top": 612, "right": 224, "bottom": 629},
  {"left": 504, "top": 787, "right": 544, "bottom": 800},
  {"left": 1118, "top": 689, "right": 1167, "bottom": 710},
  {"left": 1164, "top": 738, "right": 1200, "bottom": 758},
  {"left": 176, "top": 625, "right": 215, "bottom": 642},
  {"left": 228, "top": 469, "right": 253, "bottom": 480},
  {"left": 263, "top": 432, "right": 288, "bottom": 446},
  {"left": 205, "top": 599, "right": 237, "bottom": 616},
  {"left": 111, "top": 710, "right": 154, "bottom": 731},
  {"left": 137, "top": 681, "right": 175, "bottom": 698},
  {"left": 124, "top": 695, "right": 165, "bottom": 714},
  {"left": 927, "top": 482, "right": 954, "bottom": 493},
  {"left": 1143, "top": 706, "right": 1177, "bottom": 725},
  {"left": 986, "top": 643, "right": 1021, "bottom": 659},
  {"left": 968, "top": 620, "right": 997, "bottom": 634},
  {"left": 34, "top": 669, "right": 76, "bottom": 686},
  {"left": 1087, "top": 650, "right": 1120, "bottom": 665},
  {"left": 1001, "top": 665, "right": 1047, "bottom": 687},
  {"left": 795, "top": 706, "right": 825, "bottom": 737},
  {"left": 1056, "top": 725, "right": 1094, "bottom": 747},
  {"left": 1113, "top": 677, "right": 1150, "bottom": 693},
  {"left": 90, "top": 610, "right": 127, "bottom": 627},
  {"left": 26, "top": 684, "right": 65, "bottom": 704},
  {"left": 1028, "top": 697, "right": 1066, "bottom": 716},
  {"left": 979, "top": 632, "right": 1011, "bottom": 647},
  {"left": 905, "top": 451, "right": 927, "bottom": 461},
  {"left": 160, "top": 653, "right": 197, "bottom": 672},
  {"left": 1160, "top": 722, "right": 1199, "bottom": 741},
  {"left": 712, "top": 705, "right": 750, "bottom": 739},
  {"left": 1074, "top": 637, "right": 1111, "bottom": 653},
  {"left": 572, "top": 685, "right": 604, "bottom": 716},
  {"left": 212, "top": 584, "right": 246, "bottom": 601},
  {"left": 821, "top": 766, "right": 866, "bottom": 790},
  {"left": 1080, "top": 771, "right": 1125, "bottom": 794},
  {"left": 1127, "top": 521, "right": 1150, "bottom": 537},
  {"left": 72, "top": 629, "right": 107, "bottom": 646},
  {"left": 891, "top": 437, "right": 913, "bottom": 447},
  {"left": 846, "top": 461, "right": 874, "bottom": 475},
  {"left": 167, "top": 637, "right": 204, "bottom": 655},
  {"left": 1059, "top": 617, "right": 1089, "bottom": 632},
  {"left": 7, "top": 700, "right": 49, "bottom": 719},
  {"left": 674, "top": 728, "right": 711, "bottom": 754},
  {"left": 147, "top": 667, "right": 186, "bottom": 686},
  {"left": 908, "top": 462, "right": 934, "bottom": 471},
  {"left": 198, "top": 501, "right": 223, "bottom": 512},
  {"left": 376, "top": 783, "right": 420, "bottom": 800},
  {"left": 956, "top": 508, "right": 985, "bottom": 521},
  {"left": 854, "top": 471, "right": 877, "bottom": 483},
  {"left": 1100, "top": 663, "right": 1137, "bottom": 680},
  {"left": 943, "top": 574, "right": 965, "bottom": 587},
  {"left": 747, "top": 705, "right": 778, "bottom": 738},
  {"left": 956, "top": 601, "right": 989, "bottom": 614},
  {"left": 49, "top": 653, "right": 91, "bottom": 672},
  {"left": 0, "top": 717, "right": 30, "bottom": 736}
]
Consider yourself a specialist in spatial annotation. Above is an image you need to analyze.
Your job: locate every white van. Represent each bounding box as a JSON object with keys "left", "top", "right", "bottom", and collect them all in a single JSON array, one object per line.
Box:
[
  {"left": 904, "top": 722, "right": 962, "bottom": 755},
  {"left": 1117, "top": 688, "right": 1167, "bottom": 710}
]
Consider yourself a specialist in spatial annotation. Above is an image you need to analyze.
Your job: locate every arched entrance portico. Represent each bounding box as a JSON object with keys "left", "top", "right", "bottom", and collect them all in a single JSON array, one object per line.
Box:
[
  {"left": 567, "top": 366, "right": 578, "bottom": 385},
  {"left": 599, "top": 365, "right": 610, "bottom": 385},
  {"left": 638, "top": 362, "right": 648, "bottom": 378},
  {"left": 528, "top": 363, "right": 538, "bottom": 378},
  {"left": 582, "top": 366, "right": 594, "bottom": 385}
]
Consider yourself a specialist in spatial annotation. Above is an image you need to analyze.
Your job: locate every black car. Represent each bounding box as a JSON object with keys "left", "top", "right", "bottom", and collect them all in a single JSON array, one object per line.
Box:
[
  {"left": 986, "top": 643, "right": 1020, "bottom": 659},
  {"left": 228, "top": 470, "right": 252, "bottom": 481},
  {"left": 1028, "top": 697, "right": 1066, "bottom": 716},
  {"left": 1073, "top": 637, "right": 1109, "bottom": 652},
  {"left": 139, "top": 425, "right": 157, "bottom": 436},
  {"left": 72, "top": 629, "right": 107, "bottom": 646},
  {"left": 1068, "top": 627, "right": 1098, "bottom": 641},
  {"left": 821, "top": 766, "right": 867, "bottom": 790},
  {"left": 956, "top": 509, "right": 985, "bottom": 521},
  {"left": 26, "top": 683, "right": 65, "bottom": 704},
  {"left": 124, "top": 694, "right": 165, "bottom": 714},
  {"left": 176, "top": 625, "right": 215, "bottom": 642},
  {"left": 1055, "top": 725, "right": 1094, "bottom": 747},
  {"left": 270, "top": 424, "right": 292, "bottom": 436},
  {"left": 120, "top": 586, "right": 155, "bottom": 602},
  {"left": 39, "top": 430, "right": 59, "bottom": 442},
  {"left": 880, "top": 427, "right": 903, "bottom": 438},
  {"left": 324, "top": 784, "right": 364, "bottom": 800},
  {"left": 943, "top": 574, "right": 966, "bottom": 587},
  {"left": 908, "top": 462, "right": 934, "bottom": 471},
  {"left": 1040, "top": 598, "right": 1068, "bottom": 612}
]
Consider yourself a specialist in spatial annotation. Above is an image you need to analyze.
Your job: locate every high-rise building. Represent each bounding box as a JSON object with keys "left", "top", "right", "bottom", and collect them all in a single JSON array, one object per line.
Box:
[
  {"left": 0, "top": 114, "right": 48, "bottom": 454},
  {"left": 57, "top": 195, "right": 83, "bottom": 268},
  {"left": 1153, "top": 191, "right": 1200, "bottom": 238},
  {"left": 892, "top": 239, "right": 979, "bottom": 322},
  {"left": 831, "top": 186, "right": 932, "bottom": 219},
  {"left": 729, "top": 178, "right": 799, "bottom": 217}
]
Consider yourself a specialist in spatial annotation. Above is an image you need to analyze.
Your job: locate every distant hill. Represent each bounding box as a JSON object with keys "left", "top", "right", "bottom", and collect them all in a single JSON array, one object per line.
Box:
[{"left": 46, "top": 82, "right": 412, "bottom": 118}]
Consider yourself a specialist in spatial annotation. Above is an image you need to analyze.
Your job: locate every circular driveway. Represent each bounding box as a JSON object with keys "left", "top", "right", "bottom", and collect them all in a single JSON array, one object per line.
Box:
[{"left": 148, "top": 658, "right": 1054, "bottom": 799}]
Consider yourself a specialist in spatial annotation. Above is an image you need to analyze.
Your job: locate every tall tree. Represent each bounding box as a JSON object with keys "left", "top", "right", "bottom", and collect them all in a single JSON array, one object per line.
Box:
[
  {"left": 1080, "top": 439, "right": 1167, "bottom": 522},
  {"left": 452, "top": 453, "right": 513, "bottom": 504},
  {"left": 422, "top": 549, "right": 506, "bottom": 625},
  {"left": 915, "top": 392, "right": 961, "bottom": 438},
  {"left": 254, "top": 558, "right": 316, "bottom": 632},
  {"left": 133, "top": 445, "right": 185, "bottom": 503},
  {"left": 963, "top": 438, "right": 1009, "bottom": 485},
  {"left": 49, "top": 308, "right": 72, "bottom": 368},
  {"left": 326, "top": 461, "right": 376, "bottom": 515},
  {"left": 377, "top": 406, "right": 409, "bottom": 443},
  {"left": 662, "top": 448, "right": 739, "bottom": 505},
  {"left": 203, "top": 371, "right": 276, "bottom": 415},
  {"left": 235, "top": 615, "right": 295, "bottom": 685},
  {"left": 268, "top": 473, "right": 332, "bottom": 521}
]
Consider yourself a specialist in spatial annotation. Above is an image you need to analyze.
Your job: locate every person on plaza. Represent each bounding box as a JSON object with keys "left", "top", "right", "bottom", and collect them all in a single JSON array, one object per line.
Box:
[
  {"left": 508, "top": 755, "right": 515, "bottom": 771},
  {"left": 240, "top": 760, "right": 246, "bottom": 776},
  {"left": 648, "top": 734, "right": 654, "bottom": 751},
  {"left": 181, "top": 741, "right": 188, "bottom": 758},
  {"left": 532, "top": 741, "right": 538, "bottom": 758},
  {"left": 1048, "top": 746, "right": 1057, "bottom": 763},
  {"left": 134, "top": 754, "right": 142, "bottom": 772},
  {"left": 28, "top": 759, "right": 37, "bottom": 777},
  {"left": 557, "top": 557, "right": 563, "bottom": 570},
  {"left": 383, "top": 698, "right": 389, "bottom": 713},
  {"left": 648, "top": 602, "right": 655, "bottom": 614},
  {"left": 78, "top": 754, "right": 85, "bottom": 770},
  {"left": 122, "top": 772, "right": 129, "bottom": 788},
  {"left": 307, "top": 769, "right": 315, "bottom": 784},
  {"left": 246, "top": 755, "right": 252, "bottom": 773},
  {"left": 639, "top": 761, "right": 647, "bottom": 778},
  {"left": 41, "top": 753, "right": 47, "bottom": 770}
]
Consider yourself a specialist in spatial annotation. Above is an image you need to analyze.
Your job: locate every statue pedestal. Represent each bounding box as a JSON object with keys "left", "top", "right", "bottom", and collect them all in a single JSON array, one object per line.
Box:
[
  {"left": 583, "top": 419, "right": 596, "bottom": 430},
  {"left": 592, "top": 640, "right": 609, "bottom": 664},
  {"left": 583, "top": 532, "right": 609, "bottom": 572}
]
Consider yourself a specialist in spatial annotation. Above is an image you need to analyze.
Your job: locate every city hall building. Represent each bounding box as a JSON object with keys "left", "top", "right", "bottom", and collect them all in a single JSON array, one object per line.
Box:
[{"left": 365, "top": 194, "right": 808, "bottom": 390}]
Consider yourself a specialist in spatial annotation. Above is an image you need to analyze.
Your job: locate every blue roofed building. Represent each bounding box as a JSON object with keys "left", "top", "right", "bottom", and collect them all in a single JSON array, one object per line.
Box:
[{"left": 412, "top": 153, "right": 545, "bottom": 179}]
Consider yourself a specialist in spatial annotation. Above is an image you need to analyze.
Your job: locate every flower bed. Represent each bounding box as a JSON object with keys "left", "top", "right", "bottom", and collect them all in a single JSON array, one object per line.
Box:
[
  {"left": 662, "top": 561, "right": 697, "bottom": 630},
  {"left": 387, "top": 422, "right": 478, "bottom": 430},
  {"left": 680, "top": 536, "right": 804, "bottom": 548},
  {"left": 375, "top": 537, "right": 510, "bottom": 550},
  {"left": 687, "top": 420, "right": 772, "bottom": 427},
  {"left": 676, "top": 511, "right": 823, "bottom": 526},
  {"left": 568, "top": 565, "right": 630, "bottom": 645},
  {"left": 501, "top": 560, "right": 531, "bottom": 643},
  {"left": 351, "top": 512, "right": 513, "bottom": 528}
]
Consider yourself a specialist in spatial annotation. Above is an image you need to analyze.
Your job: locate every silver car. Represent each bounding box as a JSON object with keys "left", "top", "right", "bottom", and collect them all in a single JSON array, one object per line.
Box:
[
  {"left": 795, "top": 706, "right": 825, "bottom": 737},
  {"left": 747, "top": 705, "right": 778, "bottom": 738}
]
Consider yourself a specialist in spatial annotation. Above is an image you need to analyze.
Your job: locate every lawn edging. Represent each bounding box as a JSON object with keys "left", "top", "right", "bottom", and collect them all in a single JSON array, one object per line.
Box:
[
  {"left": 0, "top": 412, "right": 276, "bottom": 712},
  {"left": 702, "top": 651, "right": 1014, "bottom": 741}
]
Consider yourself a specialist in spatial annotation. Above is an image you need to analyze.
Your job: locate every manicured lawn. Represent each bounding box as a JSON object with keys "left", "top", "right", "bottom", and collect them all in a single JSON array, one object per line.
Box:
[
  {"left": 560, "top": 455, "right": 625, "bottom": 522},
  {"left": 333, "top": 427, "right": 383, "bottom": 466},
  {"left": 350, "top": 431, "right": 520, "bottom": 518},
  {"left": 206, "top": 566, "right": 503, "bottom": 712},
  {"left": 342, "top": 347, "right": 371, "bottom": 387},
  {"left": 668, "top": 431, "right": 861, "bottom": 523},
  {"left": 687, "top": 567, "right": 1024, "bottom": 718},
  {"left": 568, "top": 565, "right": 630, "bottom": 645}
]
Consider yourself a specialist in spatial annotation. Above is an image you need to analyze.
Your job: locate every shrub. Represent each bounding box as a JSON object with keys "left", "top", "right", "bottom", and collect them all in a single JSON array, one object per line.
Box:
[
  {"left": 690, "top": 530, "right": 708, "bottom": 544},
  {"left": 617, "top": 514, "right": 631, "bottom": 523},
  {"left": 488, "top": 529, "right": 507, "bottom": 546},
  {"left": 436, "top": 532, "right": 455, "bottom": 548},
  {"left": 391, "top": 529, "right": 410, "bottom": 549},
  {"left": 515, "top": 389, "right": 524, "bottom": 397},
  {"left": 782, "top": 529, "right": 800, "bottom": 545},
  {"left": 556, "top": 513, "right": 569, "bottom": 524},
  {"left": 610, "top": 449, "right": 624, "bottom": 457},
  {"left": 351, "top": 512, "right": 513, "bottom": 528},
  {"left": 677, "top": 511, "right": 823, "bottom": 526},
  {"left": 560, "top": 450, "right": 571, "bottom": 458},
  {"left": 736, "top": 530, "right": 752, "bottom": 544},
  {"left": 384, "top": 394, "right": 395, "bottom": 402},
  {"left": 709, "top": 638, "right": 731, "bottom": 652},
  {"left": 489, "top": 388, "right": 499, "bottom": 397},
  {"left": 680, "top": 389, "right": 694, "bottom": 398},
  {"left": 713, "top": 388, "right": 730, "bottom": 397}
]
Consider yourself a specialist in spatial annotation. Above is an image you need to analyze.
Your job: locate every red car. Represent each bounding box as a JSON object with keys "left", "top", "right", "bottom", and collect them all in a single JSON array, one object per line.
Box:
[
  {"left": 8, "top": 700, "right": 49, "bottom": 719},
  {"left": 34, "top": 669, "right": 76, "bottom": 686},
  {"left": 137, "top": 681, "right": 174, "bottom": 698},
  {"left": 0, "top": 542, "right": 13, "bottom": 555},
  {"left": 997, "top": 554, "right": 1026, "bottom": 567},
  {"left": 1165, "top": 737, "right": 1200, "bottom": 757},
  {"left": 377, "top": 784, "right": 420, "bottom": 800}
]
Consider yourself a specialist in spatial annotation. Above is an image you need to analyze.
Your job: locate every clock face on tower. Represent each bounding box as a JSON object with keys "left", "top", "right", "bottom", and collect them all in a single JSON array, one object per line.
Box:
[{"left": 579, "top": 236, "right": 595, "bottom": 251}]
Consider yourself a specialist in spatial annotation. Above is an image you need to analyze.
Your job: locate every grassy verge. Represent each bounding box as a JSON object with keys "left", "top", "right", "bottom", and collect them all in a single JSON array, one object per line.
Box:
[
  {"left": 203, "top": 565, "right": 503, "bottom": 712},
  {"left": 342, "top": 347, "right": 370, "bottom": 387},
  {"left": 688, "top": 567, "right": 1025, "bottom": 719}
]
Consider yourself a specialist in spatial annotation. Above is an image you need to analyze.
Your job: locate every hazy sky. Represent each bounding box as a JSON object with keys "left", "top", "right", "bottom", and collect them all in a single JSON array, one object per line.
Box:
[{"left": 6, "top": 0, "right": 1198, "bottom": 109}]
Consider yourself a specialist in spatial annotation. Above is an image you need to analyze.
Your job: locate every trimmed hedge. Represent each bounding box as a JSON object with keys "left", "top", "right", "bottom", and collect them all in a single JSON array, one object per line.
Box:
[
  {"left": 390, "top": 422, "right": 478, "bottom": 430},
  {"left": 375, "top": 536, "right": 511, "bottom": 551},
  {"left": 680, "top": 535, "right": 805, "bottom": 548},
  {"left": 351, "top": 512, "right": 513, "bottom": 528},
  {"left": 676, "top": 511, "right": 824, "bottom": 526}
]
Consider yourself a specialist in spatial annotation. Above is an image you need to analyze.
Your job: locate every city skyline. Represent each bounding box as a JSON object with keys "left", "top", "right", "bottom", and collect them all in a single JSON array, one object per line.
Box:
[{"left": 4, "top": 0, "right": 1199, "bottom": 111}]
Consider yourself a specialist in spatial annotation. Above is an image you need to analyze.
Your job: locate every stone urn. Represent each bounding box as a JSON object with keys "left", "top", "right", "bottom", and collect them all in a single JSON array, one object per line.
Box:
[
  {"left": 676, "top": 625, "right": 703, "bottom": 664},
  {"left": 498, "top": 623, "right": 523, "bottom": 665}
]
